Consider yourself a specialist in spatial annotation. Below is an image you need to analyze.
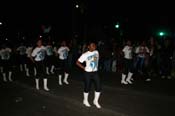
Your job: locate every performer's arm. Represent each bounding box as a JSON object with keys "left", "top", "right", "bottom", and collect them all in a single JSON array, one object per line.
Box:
[{"left": 76, "top": 60, "right": 85, "bottom": 71}]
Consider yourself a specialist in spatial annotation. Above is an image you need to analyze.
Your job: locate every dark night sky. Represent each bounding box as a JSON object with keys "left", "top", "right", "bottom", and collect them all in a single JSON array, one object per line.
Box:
[
  {"left": 1, "top": 0, "right": 175, "bottom": 41},
  {"left": 1, "top": 1, "right": 174, "bottom": 25}
]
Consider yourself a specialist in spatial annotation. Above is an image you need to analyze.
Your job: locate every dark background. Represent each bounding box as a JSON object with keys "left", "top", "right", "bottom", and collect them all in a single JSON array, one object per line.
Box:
[{"left": 0, "top": 0, "right": 175, "bottom": 42}]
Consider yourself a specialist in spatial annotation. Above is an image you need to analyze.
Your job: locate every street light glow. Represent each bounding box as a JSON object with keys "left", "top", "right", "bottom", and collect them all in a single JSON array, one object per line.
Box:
[
  {"left": 0, "top": 22, "right": 2, "bottom": 25},
  {"left": 75, "top": 4, "right": 79, "bottom": 8},
  {"left": 115, "top": 24, "right": 119, "bottom": 28},
  {"left": 159, "top": 32, "right": 164, "bottom": 36}
]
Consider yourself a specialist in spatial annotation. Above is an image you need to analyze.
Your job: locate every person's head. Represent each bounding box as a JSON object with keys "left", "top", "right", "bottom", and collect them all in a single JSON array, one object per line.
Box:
[
  {"left": 149, "top": 36, "right": 155, "bottom": 45},
  {"left": 61, "top": 40, "right": 66, "bottom": 46},
  {"left": 37, "top": 39, "right": 43, "bottom": 47},
  {"left": 87, "top": 41, "right": 97, "bottom": 52},
  {"left": 126, "top": 40, "right": 132, "bottom": 46},
  {"left": 47, "top": 41, "right": 52, "bottom": 46},
  {"left": 141, "top": 41, "right": 146, "bottom": 46}
]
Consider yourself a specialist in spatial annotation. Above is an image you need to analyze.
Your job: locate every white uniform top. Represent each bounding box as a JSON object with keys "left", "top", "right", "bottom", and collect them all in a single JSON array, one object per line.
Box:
[
  {"left": 122, "top": 45, "right": 133, "bottom": 59},
  {"left": 135, "top": 46, "right": 149, "bottom": 58},
  {"left": 0, "top": 48, "right": 12, "bottom": 60},
  {"left": 17, "top": 45, "right": 27, "bottom": 55},
  {"left": 26, "top": 47, "right": 33, "bottom": 58},
  {"left": 57, "top": 46, "right": 70, "bottom": 60},
  {"left": 78, "top": 50, "right": 99, "bottom": 72},
  {"left": 31, "top": 46, "right": 46, "bottom": 61},
  {"left": 46, "top": 45, "right": 53, "bottom": 56}
]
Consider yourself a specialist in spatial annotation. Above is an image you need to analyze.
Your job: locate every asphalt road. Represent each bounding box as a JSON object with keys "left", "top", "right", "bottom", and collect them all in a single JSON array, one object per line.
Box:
[{"left": 0, "top": 70, "right": 175, "bottom": 116}]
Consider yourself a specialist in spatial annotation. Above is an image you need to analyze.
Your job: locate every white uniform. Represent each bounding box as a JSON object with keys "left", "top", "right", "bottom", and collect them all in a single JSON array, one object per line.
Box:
[
  {"left": 123, "top": 45, "right": 133, "bottom": 59},
  {"left": 0, "top": 48, "right": 11, "bottom": 60},
  {"left": 17, "top": 46, "right": 27, "bottom": 55},
  {"left": 78, "top": 50, "right": 99, "bottom": 72},
  {"left": 31, "top": 46, "right": 46, "bottom": 61},
  {"left": 26, "top": 47, "right": 33, "bottom": 58},
  {"left": 57, "top": 46, "right": 70, "bottom": 60},
  {"left": 135, "top": 46, "right": 149, "bottom": 58},
  {"left": 46, "top": 45, "right": 53, "bottom": 56}
]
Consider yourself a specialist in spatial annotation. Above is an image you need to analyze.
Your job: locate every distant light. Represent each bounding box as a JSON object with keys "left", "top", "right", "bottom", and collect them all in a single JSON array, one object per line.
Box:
[
  {"left": 0, "top": 22, "right": 2, "bottom": 25},
  {"left": 115, "top": 22, "right": 120, "bottom": 29},
  {"left": 39, "top": 35, "right": 42, "bottom": 38},
  {"left": 5, "top": 38, "right": 8, "bottom": 41},
  {"left": 115, "top": 24, "right": 119, "bottom": 28},
  {"left": 75, "top": 4, "right": 79, "bottom": 8},
  {"left": 159, "top": 32, "right": 164, "bottom": 36}
]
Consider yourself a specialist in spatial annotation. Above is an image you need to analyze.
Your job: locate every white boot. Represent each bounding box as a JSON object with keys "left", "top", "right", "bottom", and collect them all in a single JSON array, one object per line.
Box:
[
  {"left": 58, "top": 75, "right": 62, "bottom": 85},
  {"left": 24, "top": 64, "right": 27, "bottom": 71},
  {"left": 93, "top": 92, "right": 101, "bottom": 109},
  {"left": 34, "top": 68, "right": 37, "bottom": 76},
  {"left": 2, "top": 73, "right": 7, "bottom": 82},
  {"left": 35, "top": 79, "right": 39, "bottom": 90},
  {"left": 46, "top": 67, "right": 50, "bottom": 75},
  {"left": 121, "top": 74, "right": 128, "bottom": 84},
  {"left": 50, "top": 65, "right": 55, "bottom": 74},
  {"left": 112, "top": 60, "right": 117, "bottom": 72},
  {"left": 63, "top": 73, "right": 69, "bottom": 84},
  {"left": 126, "top": 72, "right": 133, "bottom": 84},
  {"left": 8, "top": 71, "right": 13, "bottom": 82},
  {"left": 26, "top": 68, "right": 30, "bottom": 77},
  {"left": 43, "top": 79, "right": 50, "bottom": 91},
  {"left": 83, "top": 92, "right": 91, "bottom": 107}
]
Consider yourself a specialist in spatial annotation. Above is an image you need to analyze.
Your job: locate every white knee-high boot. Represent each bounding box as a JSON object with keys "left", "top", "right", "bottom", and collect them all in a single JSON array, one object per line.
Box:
[
  {"left": 93, "top": 92, "right": 101, "bottom": 109},
  {"left": 8, "top": 71, "right": 12, "bottom": 82},
  {"left": 112, "top": 60, "right": 117, "bottom": 72},
  {"left": 43, "top": 79, "right": 49, "bottom": 91},
  {"left": 2, "top": 73, "right": 7, "bottom": 82},
  {"left": 35, "top": 79, "right": 39, "bottom": 90},
  {"left": 46, "top": 67, "right": 50, "bottom": 75},
  {"left": 63, "top": 73, "right": 69, "bottom": 84},
  {"left": 59, "top": 75, "right": 62, "bottom": 85},
  {"left": 26, "top": 68, "right": 30, "bottom": 77},
  {"left": 121, "top": 73, "right": 128, "bottom": 84},
  {"left": 50, "top": 65, "right": 55, "bottom": 74},
  {"left": 83, "top": 92, "right": 91, "bottom": 107},
  {"left": 24, "top": 64, "right": 27, "bottom": 71},
  {"left": 34, "top": 68, "right": 37, "bottom": 76},
  {"left": 126, "top": 72, "right": 133, "bottom": 84}
]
